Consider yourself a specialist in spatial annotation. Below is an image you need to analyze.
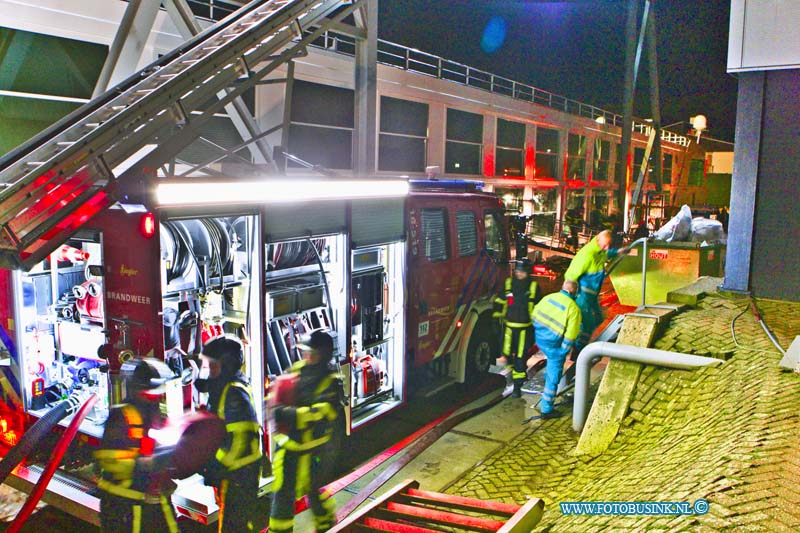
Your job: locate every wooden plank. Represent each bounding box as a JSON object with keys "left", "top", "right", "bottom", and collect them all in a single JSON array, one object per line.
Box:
[{"left": 497, "top": 498, "right": 544, "bottom": 533}]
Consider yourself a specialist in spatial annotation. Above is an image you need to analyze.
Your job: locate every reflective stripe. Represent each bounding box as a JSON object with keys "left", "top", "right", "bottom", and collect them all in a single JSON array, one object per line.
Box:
[
  {"left": 269, "top": 516, "right": 294, "bottom": 533},
  {"left": 504, "top": 321, "right": 530, "bottom": 328},
  {"left": 533, "top": 311, "right": 566, "bottom": 336},
  {"left": 97, "top": 478, "right": 154, "bottom": 502},
  {"left": 132, "top": 504, "right": 142, "bottom": 533},
  {"left": 549, "top": 299, "right": 566, "bottom": 311},
  {"left": 226, "top": 420, "right": 261, "bottom": 432},
  {"left": 277, "top": 433, "right": 331, "bottom": 452},
  {"left": 121, "top": 404, "right": 145, "bottom": 440},
  {"left": 217, "top": 479, "right": 229, "bottom": 533},
  {"left": 580, "top": 286, "right": 598, "bottom": 295},
  {"left": 159, "top": 494, "right": 179, "bottom": 533},
  {"left": 215, "top": 382, "right": 262, "bottom": 471}
]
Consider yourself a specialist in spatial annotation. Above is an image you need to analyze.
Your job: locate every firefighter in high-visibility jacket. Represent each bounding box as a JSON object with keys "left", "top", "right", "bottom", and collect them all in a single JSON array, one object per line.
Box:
[
  {"left": 564, "top": 230, "right": 621, "bottom": 355},
  {"left": 197, "top": 335, "right": 262, "bottom": 533},
  {"left": 94, "top": 358, "right": 181, "bottom": 533},
  {"left": 493, "top": 258, "right": 539, "bottom": 398},
  {"left": 532, "top": 280, "right": 582, "bottom": 418},
  {"left": 269, "top": 330, "right": 343, "bottom": 533}
]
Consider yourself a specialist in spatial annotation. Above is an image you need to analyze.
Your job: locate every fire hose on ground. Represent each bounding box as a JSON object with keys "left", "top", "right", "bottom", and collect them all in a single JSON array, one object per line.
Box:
[{"left": 335, "top": 384, "right": 508, "bottom": 522}]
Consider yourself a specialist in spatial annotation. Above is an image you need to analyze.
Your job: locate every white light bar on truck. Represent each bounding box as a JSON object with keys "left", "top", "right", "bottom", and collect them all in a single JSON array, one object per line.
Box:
[{"left": 156, "top": 179, "right": 410, "bottom": 205}]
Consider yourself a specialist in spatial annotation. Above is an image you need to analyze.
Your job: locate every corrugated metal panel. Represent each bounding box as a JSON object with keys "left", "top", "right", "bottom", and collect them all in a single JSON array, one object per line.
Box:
[
  {"left": 264, "top": 201, "right": 347, "bottom": 241},
  {"left": 351, "top": 198, "right": 405, "bottom": 248}
]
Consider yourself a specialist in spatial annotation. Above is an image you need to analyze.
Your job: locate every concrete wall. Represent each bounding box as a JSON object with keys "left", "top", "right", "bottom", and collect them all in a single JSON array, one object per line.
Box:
[
  {"left": 749, "top": 69, "right": 800, "bottom": 301},
  {"left": 728, "top": 0, "right": 800, "bottom": 72}
]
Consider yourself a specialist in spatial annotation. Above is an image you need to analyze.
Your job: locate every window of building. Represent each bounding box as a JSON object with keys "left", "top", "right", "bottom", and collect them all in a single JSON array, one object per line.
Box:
[
  {"left": 535, "top": 127, "right": 559, "bottom": 180},
  {"left": 379, "top": 96, "right": 428, "bottom": 172},
  {"left": 445, "top": 108, "right": 482, "bottom": 174},
  {"left": 593, "top": 139, "right": 610, "bottom": 181},
  {"left": 663, "top": 152, "right": 674, "bottom": 184},
  {"left": 289, "top": 80, "right": 354, "bottom": 169},
  {"left": 589, "top": 190, "right": 610, "bottom": 228},
  {"left": 688, "top": 159, "right": 705, "bottom": 186},
  {"left": 484, "top": 211, "right": 507, "bottom": 260},
  {"left": 566, "top": 189, "right": 585, "bottom": 212},
  {"left": 456, "top": 211, "right": 478, "bottom": 257},
  {"left": 421, "top": 208, "right": 449, "bottom": 262},
  {"left": 495, "top": 118, "right": 525, "bottom": 177},
  {"left": 530, "top": 187, "right": 559, "bottom": 238},
  {"left": 567, "top": 133, "right": 587, "bottom": 181}
]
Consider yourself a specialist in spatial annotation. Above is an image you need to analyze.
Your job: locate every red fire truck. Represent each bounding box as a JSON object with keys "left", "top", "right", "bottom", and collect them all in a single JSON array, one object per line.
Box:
[{"left": 0, "top": 175, "right": 508, "bottom": 524}]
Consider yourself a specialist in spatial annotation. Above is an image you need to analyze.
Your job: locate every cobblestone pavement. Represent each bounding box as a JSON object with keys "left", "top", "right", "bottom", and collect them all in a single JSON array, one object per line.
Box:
[{"left": 449, "top": 294, "right": 800, "bottom": 531}]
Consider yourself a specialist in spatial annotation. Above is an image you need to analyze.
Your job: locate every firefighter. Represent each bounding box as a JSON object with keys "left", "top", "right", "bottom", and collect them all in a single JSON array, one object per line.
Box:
[
  {"left": 493, "top": 258, "right": 539, "bottom": 398},
  {"left": 269, "top": 330, "right": 342, "bottom": 533},
  {"left": 94, "top": 358, "right": 181, "bottom": 533},
  {"left": 564, "top": 206, "right": 584, "bottom": 249},
  {"left": 564, "top": 229, "right": 623, "bottom": 356},
  {"left": 197, "top": 335, "right": 262, "bottom": 532},
  {"left": 532, "top": 280, "right": 582, "bottom": 419}
]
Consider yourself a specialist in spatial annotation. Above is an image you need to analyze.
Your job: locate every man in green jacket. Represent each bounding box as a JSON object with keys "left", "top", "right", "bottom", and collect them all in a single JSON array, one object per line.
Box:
[
  {"left": 532, "top": 280, "right": 582, "bottom": 418},
  {"left": 564, "top": 230, "right": 621, "bottom": 355}
]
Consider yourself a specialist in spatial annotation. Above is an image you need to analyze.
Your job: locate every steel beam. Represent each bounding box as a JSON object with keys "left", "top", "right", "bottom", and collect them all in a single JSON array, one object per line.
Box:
[
  {"left": 92, "top": 0, "right": 160, "bottom": 98},
  {"left": 163, "top": 0, "right": 276, "bottom": 168}
]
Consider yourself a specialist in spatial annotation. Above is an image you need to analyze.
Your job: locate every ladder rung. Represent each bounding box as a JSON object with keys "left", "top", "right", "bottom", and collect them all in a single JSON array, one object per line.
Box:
[
  {"left": 202, "top": 46, "right": 223, "bottom": 51},
  {"left": 181, "top": 59, "right": 201, "bottom": 64},
  {"left": 25, "top": 162, "right": 44, "bottom": 166},
  {"left": 360, "top": 517, "right": 441, "bottom": 533},
  {"left": 383, "top": 502, "right": 506, "bottom": 531},
  {"left": 158, "top": 73, "right": 179, "bottom": 78},
  {"left": 56, "top": 141, "right": 75, "bottom": 146},
  {"left": 84, "top": 123, "right": 100, "bottom": 128},
  {"left": 134, "top": 89, "right": 155, "bottom": 94}
]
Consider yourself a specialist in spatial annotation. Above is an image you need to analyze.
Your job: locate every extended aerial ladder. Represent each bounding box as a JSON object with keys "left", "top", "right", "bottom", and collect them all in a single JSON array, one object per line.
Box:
[
  {"left": 330, "top": 479, "right": 544, "bottom": 533},
  {"left": 0, "top": 0, "right": 364, "bottom": 271}
]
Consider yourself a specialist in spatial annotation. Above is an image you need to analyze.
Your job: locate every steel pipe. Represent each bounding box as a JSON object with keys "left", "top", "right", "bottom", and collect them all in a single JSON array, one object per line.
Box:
[{"left": 573, "top": 341, "right": 724, "bottom": 432}]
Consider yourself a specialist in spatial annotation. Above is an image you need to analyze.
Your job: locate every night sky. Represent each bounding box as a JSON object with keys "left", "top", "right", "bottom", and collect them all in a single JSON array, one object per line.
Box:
[{"left": 378, "top": 0, "right": 738, "bottom": 141}]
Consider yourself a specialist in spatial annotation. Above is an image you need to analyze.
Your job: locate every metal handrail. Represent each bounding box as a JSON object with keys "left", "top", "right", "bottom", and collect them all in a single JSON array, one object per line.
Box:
[{"left": 303, "top": 28, "right": 691, "bottom": 147}]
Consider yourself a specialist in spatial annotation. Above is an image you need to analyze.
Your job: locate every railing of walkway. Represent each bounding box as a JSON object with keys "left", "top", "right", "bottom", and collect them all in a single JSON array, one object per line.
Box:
[{"left": 183, "top": 1, "right": 692, "bottom": 147}]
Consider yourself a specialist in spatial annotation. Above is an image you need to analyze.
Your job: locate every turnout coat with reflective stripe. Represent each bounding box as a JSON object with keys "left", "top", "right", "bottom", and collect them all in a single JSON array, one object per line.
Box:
[
  {"left": 270, "top": 360, "right": 341, "bottom": 452},
  {"left": 204, "top": 377, "right": 261, "bottom": 483},
  {"left": 532, "top": 290, "right": 582, "bottom": 359}
]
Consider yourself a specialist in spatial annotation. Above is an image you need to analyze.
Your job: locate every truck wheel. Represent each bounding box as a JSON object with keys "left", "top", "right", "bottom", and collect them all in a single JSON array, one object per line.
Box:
[{"left": 465, "top": 322, "right": 497, "bottom": 384}]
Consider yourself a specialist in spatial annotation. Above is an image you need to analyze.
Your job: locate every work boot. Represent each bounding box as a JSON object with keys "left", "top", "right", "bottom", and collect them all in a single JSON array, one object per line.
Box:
[
  {"left": 511, "top": 380, "right": 523, "bottom": 398},
  {"left": 541, "top": 409, "right": 564, "bottom": 420}
]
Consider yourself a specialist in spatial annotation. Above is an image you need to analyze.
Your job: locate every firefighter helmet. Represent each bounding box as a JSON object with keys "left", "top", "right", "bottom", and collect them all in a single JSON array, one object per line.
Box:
[
  {"left": 201, "top": 335, "right": 244, "bottom": 375},
  {"left": 297, "top": 330, "right": 335, "bottom": 364},
  {"left": 514, "top": 258, "right": 532, "bottom": 273},
  {"left": 121, "top": 358, "right": 174, "bottom": 397}
]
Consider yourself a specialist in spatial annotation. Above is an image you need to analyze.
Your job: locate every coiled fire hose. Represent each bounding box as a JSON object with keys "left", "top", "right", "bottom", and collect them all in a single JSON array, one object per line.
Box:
[{"left": 0, "top": 392, "right": 87, "bottom": 485}]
